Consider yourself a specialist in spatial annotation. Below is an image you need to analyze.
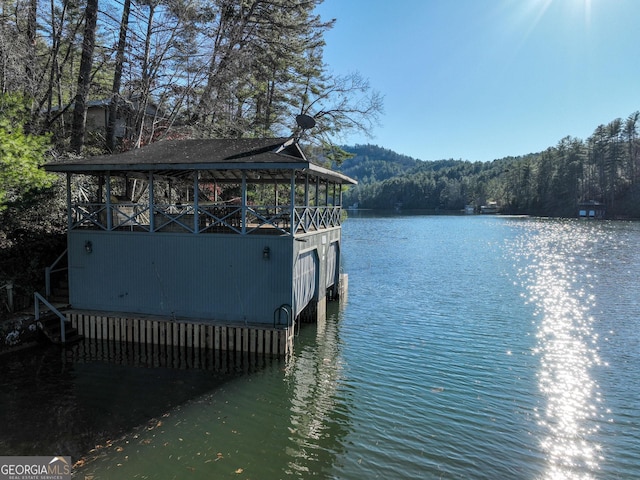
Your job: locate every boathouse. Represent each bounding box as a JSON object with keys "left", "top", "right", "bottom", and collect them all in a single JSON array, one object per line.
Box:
[
  {"left": 43, "top": 137, "right": 356, "bottom": 356},
  {"left": 578, "top": 200, "right": 606, "bottom": 219}
]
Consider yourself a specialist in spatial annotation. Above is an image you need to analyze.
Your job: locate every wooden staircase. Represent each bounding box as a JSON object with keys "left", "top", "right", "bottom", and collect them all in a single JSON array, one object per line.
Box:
[
  {"left": 37, "top": 311, "right": 84, "bottom": 345},
  {"left": 37, "top": 248, "right": 82, "bottom": 345}
]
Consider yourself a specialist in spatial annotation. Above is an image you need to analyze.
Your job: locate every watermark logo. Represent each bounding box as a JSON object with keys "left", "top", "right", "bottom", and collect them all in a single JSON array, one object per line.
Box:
[{"left": 0, "top": 456, "right": 71, "bottom": 480}]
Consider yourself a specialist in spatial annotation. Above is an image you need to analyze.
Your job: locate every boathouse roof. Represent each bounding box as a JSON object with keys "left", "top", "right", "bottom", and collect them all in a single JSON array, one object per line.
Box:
[{"left": 45, "top": 137, "right": 357, "bottom": 185}]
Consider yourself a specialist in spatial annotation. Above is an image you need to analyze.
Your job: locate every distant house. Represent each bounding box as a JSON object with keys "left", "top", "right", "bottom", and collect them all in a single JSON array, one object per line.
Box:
[
  {"left": 50, "top": 98, "right": 164, "bottom": 141},
  {"left": 480, "top": 201, "right": 499, "bottom": 214},
  {"left": 578, "top": 200, "right": 606, "bottom": 219}
]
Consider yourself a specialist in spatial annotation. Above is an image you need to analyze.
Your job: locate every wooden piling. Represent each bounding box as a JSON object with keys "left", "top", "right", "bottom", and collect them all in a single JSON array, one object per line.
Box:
[{"left": 67, "top": 310, "right": 292, "bottom": 357}]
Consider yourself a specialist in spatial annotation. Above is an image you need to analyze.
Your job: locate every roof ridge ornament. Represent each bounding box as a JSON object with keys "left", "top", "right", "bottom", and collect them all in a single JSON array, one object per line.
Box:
[{"left": 275, "top": 137, "right": 296, "bottom": 154}]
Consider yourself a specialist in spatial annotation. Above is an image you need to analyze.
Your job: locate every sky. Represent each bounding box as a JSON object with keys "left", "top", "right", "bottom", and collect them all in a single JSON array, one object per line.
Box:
[{"left": 314, "top": 0, "right": 640, "bottom": 162}]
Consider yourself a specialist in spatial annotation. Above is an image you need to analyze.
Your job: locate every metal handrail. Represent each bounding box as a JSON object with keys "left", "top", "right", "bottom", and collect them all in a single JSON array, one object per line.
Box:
[
  {"left": 34, "top": 292, "right": 67, "bottom": 343},
  {"left": 273, "top": 304, "right": 293, "bottom": 329}
]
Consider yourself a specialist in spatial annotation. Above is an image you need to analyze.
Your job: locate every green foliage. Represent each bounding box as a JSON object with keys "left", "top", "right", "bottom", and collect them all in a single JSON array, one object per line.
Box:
[
  {"left": 339, "top": 111, "right": 640, "bottom": 218},
  {"left": 339, "top": 144, "right": 419, "bottom": 182},
  {"left": 0, "top": 94, "right": 55, "bottom": 210},
  {"left": 305, "top": 142, "right": 356, "bottom": 167}
]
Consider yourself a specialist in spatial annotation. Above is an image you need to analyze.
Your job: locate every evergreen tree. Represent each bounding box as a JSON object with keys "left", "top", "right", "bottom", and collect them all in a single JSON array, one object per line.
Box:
[{"left": 0, "top": 93, "right": 54, "bottom": 209}]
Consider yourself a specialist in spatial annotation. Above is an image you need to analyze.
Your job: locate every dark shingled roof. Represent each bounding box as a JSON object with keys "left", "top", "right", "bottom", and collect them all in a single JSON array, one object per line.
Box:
[{"left": 44, "top": 137, "right": 357, "bottom": 185}]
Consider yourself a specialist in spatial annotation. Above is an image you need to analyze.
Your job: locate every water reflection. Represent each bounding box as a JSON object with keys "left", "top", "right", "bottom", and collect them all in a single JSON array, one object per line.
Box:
[
  {"left": 67, "top": 304, "right": 351, "bottom": 479},
  {"left": 513, "top": 220, "right": 603, "bottom": 479},
  {"left": 0, "top": 340, "right": 251, "bottom": 461},
  {"left": 283, "top": 301, "right": 350, "bottom": 476}
]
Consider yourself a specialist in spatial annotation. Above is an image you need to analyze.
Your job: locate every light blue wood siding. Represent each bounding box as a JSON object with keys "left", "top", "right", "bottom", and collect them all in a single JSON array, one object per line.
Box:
[
  {"left": 68, "top": 231, "right": 294, "bottom": 324},
  {"left": 67, "top": 227, "right": 342, "bottom": 325},
  {"left": 293, "top": 227, "right": 342, "bottom": 306}
]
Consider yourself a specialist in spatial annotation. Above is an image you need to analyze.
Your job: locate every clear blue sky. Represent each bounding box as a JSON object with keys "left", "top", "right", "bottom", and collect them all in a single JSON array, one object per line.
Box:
[{"left": 315, "top": 0, "right": 640, "bottom": 162}]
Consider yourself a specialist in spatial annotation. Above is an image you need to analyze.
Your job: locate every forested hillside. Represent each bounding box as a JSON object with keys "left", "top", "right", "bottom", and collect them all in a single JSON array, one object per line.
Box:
[
  {"left": 336, "top": 144, "right": 419, "bottom": 183},
  {"left": 340, "top": 113, "right": 640, "bottom": 218}
]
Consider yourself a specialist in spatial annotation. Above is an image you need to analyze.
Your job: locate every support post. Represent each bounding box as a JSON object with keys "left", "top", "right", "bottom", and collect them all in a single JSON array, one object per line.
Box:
[
  {"left": 290, "top": 171, "right": 296, "bottom": 234},
  {"left": 241, "top": 171, "right": 247, "bottom": 235},
  {"left": 149, "top": 172, "right": 155, "bottom": 231},
  {"left": 106, "top": 172, "right": 112, "bottom": 230},
  {"left": 193, "top": 170, "right": 199, "bottom": 234},
  {"left": 66, "top": 174, "right": 72, "bottom": 228},
  {"left": 304, "top": 174, "right": 309, "bottom": 206}
]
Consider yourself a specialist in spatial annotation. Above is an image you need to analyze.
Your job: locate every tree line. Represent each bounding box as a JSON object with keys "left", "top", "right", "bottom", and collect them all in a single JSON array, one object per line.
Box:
[{"left": 341, "top": 111, "right": 640, "bottom": 218}]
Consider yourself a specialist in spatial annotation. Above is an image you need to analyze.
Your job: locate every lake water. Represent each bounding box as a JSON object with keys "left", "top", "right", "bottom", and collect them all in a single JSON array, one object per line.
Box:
[{"left": 2, "top": 215, "right": 640, "bottom": 479}]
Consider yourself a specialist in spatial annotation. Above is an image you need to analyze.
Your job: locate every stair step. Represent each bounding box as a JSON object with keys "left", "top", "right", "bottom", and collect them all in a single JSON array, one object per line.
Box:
[
  {"left": 40, "top": 316, "right": 61, "bottom": 328},
  {"left": 49, "top": 296, "right": 69, "bottom": 304},
  {"left": 37, "top": 309, "right": 83, "bottom": 346}
]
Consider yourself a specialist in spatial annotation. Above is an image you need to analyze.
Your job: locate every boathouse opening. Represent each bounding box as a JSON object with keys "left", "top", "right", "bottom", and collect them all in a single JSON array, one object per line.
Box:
[{"left": 43, "top": 137, "right": 357, "bottom": 356}]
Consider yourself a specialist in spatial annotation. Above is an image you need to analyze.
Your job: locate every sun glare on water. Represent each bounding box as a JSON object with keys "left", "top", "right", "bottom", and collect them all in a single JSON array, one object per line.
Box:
[{"left": 513, "top": 221, "right": 604, "bottom": 480}]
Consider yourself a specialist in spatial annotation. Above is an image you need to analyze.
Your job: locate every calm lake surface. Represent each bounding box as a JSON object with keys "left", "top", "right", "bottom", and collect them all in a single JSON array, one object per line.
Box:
[{"left": 2, "top": 215, "right": 640, "bottom": 479}]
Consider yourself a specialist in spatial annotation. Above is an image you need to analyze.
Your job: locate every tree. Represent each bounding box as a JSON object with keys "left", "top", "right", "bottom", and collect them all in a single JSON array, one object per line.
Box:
[
  {"left": 70, "top": 0, "right": 99, "bottom": 153},
  {"left": 0, "top": 0, "right": 33, "bottom": 95},
  {"left": 0, "top": 93, "right": 54, "bottom": 210},
  {"left": 105, "top": 0, "right": 130, "bottom": 152},
  {"left": 301, "top": 71, "right": 383, "bottom": 144},
  {"left": 189, "top": 0, "right": 335, "bottom": 139},
  {"left": 623, "top": 111, "right": 639, "bottom": 187}
]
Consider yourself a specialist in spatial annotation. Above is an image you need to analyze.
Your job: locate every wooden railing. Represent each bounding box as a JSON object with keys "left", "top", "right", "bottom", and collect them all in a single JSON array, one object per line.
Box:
[
  {"left": 244, "top": 205, "right": 291, "bottom": 235},
  {"left": 70, "top": 202, "right": 342, "bottom": 235},
  {"left": 292, "top": 206, "right": 342, "bottom": 233}
]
